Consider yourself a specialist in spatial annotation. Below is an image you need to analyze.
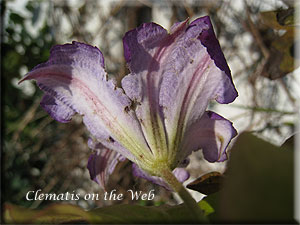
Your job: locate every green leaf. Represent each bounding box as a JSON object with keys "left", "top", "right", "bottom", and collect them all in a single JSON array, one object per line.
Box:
[
  {"left": 4, "top": 203, "right": 90, "bottom": 224},
  {"left": 88, "top": 204, "right": 169, "bottom": 223},
  {"left": 202, "top": 193, "right": 220, "bottom": 222},
  {"left": 260, "top": 9, "right": 295, "bottom": 30},
  {"left": 259, "top": 9, "right": 298, "bottom": 79},
  {"left": 4, "top": 201, "right": 205, "bottom": 224},
  {"left": 205, "top": 132, "right": 294, "bottom": 223},
  {"left": 198, "top": 200, "right": 214, "bottom": 216}
]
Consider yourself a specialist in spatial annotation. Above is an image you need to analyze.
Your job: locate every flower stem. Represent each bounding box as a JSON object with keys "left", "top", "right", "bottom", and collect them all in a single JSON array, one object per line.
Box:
[{"left": 160, "top": 167, "right": 207, "bottom": 222}]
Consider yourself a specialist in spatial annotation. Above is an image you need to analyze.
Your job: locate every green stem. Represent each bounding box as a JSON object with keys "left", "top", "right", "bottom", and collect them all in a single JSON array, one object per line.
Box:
[{"left": 159, "top": 167, "right": 207, "bottom": 222}]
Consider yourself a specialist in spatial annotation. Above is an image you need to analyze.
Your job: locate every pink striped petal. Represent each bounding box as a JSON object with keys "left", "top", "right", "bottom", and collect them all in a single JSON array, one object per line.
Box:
[
  {"left": 20, "top": 41, "right": 151, "bottom": 163},
  {"left": 87, "top": 139, "right": 125, "bottom": 190},
  {"left": 179, "top": 111, "right": 237, "bottom": 163},
  {"left": 40, "top": 94, "right": 75, "bottom": 123}
]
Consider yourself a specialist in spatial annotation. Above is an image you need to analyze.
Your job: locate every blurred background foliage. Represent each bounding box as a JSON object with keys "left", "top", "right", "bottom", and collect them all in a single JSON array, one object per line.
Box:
[{"left": 1, "top": 0, "right": 298, "bottom": 217}]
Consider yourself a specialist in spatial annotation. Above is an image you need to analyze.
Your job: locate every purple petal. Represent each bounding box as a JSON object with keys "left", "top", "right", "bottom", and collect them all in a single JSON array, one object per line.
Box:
[
  {"left": 179, "top": 111, "right": 237, "bottom": 163},
  {"left": 159, "top": 17, "right": 238, "bottom": 157},
  {"left": 88, "top": 138, "right": 133, "bottom": 163},
  {"left": 189, "top": 16, "right": 237, "bottom": 103},
  {"left": 123, "top": 22, "right": 168, "bottom": 69},
  {"left": 40, "top": 94, "right": 75, "bottom": 123},
  {"left": 20, "top": 41, "right": 151, "bottom": 162},
  {"left": 87, "top": 140, "right": 124, "bottom": 189},
  {"left": 122, "top": 22, "right": 173, "bottom": 158},
  {"left": 122, "top": 17, "right": 238, "bottom": 163},
  {"left": 132, "top": 163, "right": 190, "bottom": 191}
]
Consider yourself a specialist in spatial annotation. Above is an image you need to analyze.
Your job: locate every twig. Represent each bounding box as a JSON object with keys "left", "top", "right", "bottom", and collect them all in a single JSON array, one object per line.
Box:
[{"left": 12, "top": 98, "right": 41, "bottom": 145}]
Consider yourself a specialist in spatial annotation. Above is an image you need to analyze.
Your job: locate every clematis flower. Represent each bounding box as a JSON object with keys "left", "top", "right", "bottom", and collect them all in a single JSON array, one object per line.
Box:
[{"left": 20, "top": 16, "right": 237, "bottom": 192}]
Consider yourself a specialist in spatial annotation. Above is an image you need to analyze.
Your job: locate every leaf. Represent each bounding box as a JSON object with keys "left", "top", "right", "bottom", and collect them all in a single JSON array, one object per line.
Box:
[
  {"left": 4, "top": 201, "right": 206, "bottom": 224},
  {"left": 198, "top": 200, "right": 215, "bottom": 216},
  {"left": 4, "top": 203, "right": 90, "bottom": 224},
  {"left": 205, "top": 132, "right": 295, "bottom": 223},
  {"left": 187, "top": 171, "right": 224, "bottom": 195},
  {"left": 202, "top": 193, "right": 220, "bottom": 222},
  {"left": 88, "top": 204, "right": 169, "bottom": 224},
  {"left": 260, "top": 9, "right": 294, "bottom": 30},
  {"left": 259, "top": 9, "right": 298, "bottom": 79},
  {"left": 271, "top": 30, "right": 294, "bottom": 73},
  {"left": 276, "top": 8, "right": 294, "bottom": 26}
]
